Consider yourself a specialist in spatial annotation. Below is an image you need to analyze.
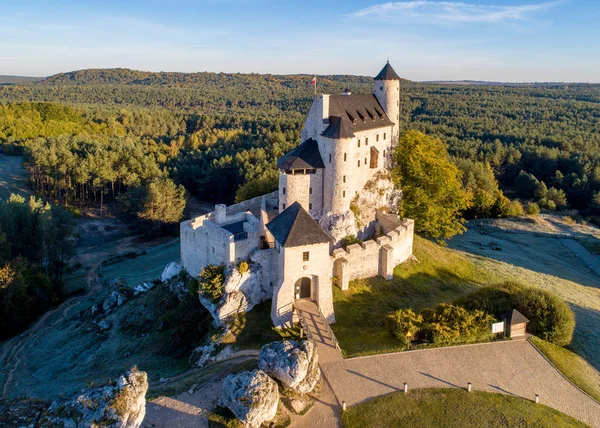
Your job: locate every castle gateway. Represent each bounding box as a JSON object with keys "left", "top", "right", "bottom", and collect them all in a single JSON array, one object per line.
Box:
[{"left": 181, "top": 62, "right": 414, "bottom": 327}]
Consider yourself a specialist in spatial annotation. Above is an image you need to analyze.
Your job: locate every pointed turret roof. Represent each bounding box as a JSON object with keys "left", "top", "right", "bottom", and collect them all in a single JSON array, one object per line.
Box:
[
  {"left": 277, "top": 138, "right": 325, "bottom": 170},
  {"left": 374, "top": 61, "right": 400, "bottom": 81},
  {"left": 266, "top": 202, "right": 332, "bottom": 248}
]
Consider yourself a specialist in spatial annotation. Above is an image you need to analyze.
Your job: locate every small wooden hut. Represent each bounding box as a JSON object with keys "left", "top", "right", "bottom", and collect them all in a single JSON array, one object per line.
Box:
[{"left": 500, "top": 309, "right": 529, "bottom": 338}]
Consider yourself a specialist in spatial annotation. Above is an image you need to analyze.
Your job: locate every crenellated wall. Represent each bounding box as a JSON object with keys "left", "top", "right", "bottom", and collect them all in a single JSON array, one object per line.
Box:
[{"left": 332, "top": 217, "right": 414, "bottom": 290}]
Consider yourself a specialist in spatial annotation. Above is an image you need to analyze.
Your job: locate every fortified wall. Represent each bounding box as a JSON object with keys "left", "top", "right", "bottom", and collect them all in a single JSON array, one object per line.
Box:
[{"left": 333, "top": 212, "right": 414, "bottom": 290}]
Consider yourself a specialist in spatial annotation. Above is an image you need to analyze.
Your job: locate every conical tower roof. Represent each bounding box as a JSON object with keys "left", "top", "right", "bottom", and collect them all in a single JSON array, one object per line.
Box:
[
  {"left": 374, "top": 61, "right": 400, "bottom": 81},
  {"left": 266, "top": 202, "right": 332, "bottom": 248}
]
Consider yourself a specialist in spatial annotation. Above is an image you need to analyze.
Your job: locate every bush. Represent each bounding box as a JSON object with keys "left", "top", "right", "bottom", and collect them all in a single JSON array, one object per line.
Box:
[
  {"left": 420, "top": 304, "right": 494, "bottom": 346},
  {"left": 197, "top": 264, "right": 226, "bottom": 303},
  {"left": 525, "top": 202, "right": 540, "bottom": 215},
  {"left": 507, "top": 200, "right": 524, "bottom": 217},
  {"left": 341, "top": 235, "right": 362, "bottom": 248},
  {"left": 455, "top": 282, "right": 575, "bottom": 346},
  {"left": 238, "top": 261, "right": 249, "bottom": 275},
  {"left": 386, "top": 309, "right": 423, "bottom": 346}
]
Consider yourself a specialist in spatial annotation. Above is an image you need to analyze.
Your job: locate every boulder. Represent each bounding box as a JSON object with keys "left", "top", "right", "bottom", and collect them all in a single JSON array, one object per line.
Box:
[
  {"left": 258, "top": 340, "right": 320, "bottom": 394},
  {"left": 103, "top": 291, "right": 126, "bottom": 313},
  {"left": 133, "top": 281, "right": 155, "bottom": 296},
  {"left": 161, "top": 260, "right": 183, "bottom": 283},
  {"left": 222, "top": 370, "right": 279, "bottom": 428},
  {"left": 15, "top": 367, "right": 150, "bottom": 428},
  {"left": 98, "top": 319, "right": 111, "bottom": 331}
]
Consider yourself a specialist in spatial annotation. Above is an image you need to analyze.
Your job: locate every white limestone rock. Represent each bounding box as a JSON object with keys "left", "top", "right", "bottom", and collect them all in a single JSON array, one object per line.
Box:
[
  {"left": 103, "top": 291, "right": 126, "bottom": 313},
  {"left": 161, "top": 260, "right": 183, "bottom": 283},
  {"left": 41, "top": 367, "right": 148, "bottom": 428},
  {"left": 199, "top": 263, "right": 273, "bottom": 325},
  {"left": 258, "top": 340, "right": 320, "bottom": 394},
  {"left": 318, "top": 210, "right": 358, "bottom": 246},
  {"left": 221, "top": 369, "right": 279, "bottom": 428},
  {"left": 98, "top": 319, "right": 111, "bottom": 331},
  {"left": 133, "top": 281, "right": 155, "bottom": 296}
]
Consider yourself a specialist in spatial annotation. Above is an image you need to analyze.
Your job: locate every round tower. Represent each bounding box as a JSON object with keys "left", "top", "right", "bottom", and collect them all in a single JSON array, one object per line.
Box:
[{"left": 374, "top": 61, "right": 401, "bottom": 141}]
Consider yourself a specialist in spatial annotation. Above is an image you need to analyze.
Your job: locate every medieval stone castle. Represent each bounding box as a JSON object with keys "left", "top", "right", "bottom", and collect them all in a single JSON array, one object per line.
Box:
[{"left": 181, "top": 62, "right": 414, "bottom": 327}]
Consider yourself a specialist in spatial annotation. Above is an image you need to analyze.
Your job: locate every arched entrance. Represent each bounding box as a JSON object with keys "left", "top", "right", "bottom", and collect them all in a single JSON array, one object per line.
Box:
[{"left": 295, "top": 277, "right": 311, "bottom": 299}]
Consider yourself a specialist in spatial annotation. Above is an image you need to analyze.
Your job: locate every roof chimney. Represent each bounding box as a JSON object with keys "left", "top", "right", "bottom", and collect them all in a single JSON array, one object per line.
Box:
[{"left": 342, "top": 87, "right": 352, "bottom": 96}]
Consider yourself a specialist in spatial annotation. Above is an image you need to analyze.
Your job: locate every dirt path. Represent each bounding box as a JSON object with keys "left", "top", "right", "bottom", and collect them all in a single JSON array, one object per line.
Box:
[{"left": 562, "top": 238, "right": 600, "bottom": 277}]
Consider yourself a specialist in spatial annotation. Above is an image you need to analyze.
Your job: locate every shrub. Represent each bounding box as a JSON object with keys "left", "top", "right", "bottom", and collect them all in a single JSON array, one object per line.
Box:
[
  {"left": 197, "top": 264, "right": 226, "bottom": 303},
  {"left": 386, "top": 309, "right": 423, "bottom": 346},
  {"left": 341, "top": 235, "right": 362, "bottom": 248},
  {"left": 238, "top": 261, "right": 249, "bottom": 275},
  {"left": 512, "top": 287, "right": 575, "bottom": 346},
  {"left": 507, "top": 200, "right": 524, "bottom": 217},
  {"left": 455, "top": 282, "right": 575, "bottom": 346},
  {"left": 525, "top": 202, "right": 540, "bottom": 215},
  {"left": 420, "top": 304, "right": 494, "bottom": 346}
]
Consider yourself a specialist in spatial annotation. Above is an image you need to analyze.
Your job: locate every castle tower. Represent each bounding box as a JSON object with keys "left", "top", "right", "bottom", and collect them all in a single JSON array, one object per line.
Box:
[{"left": 373, "top": 61, "right": 401, "bottom": 141}]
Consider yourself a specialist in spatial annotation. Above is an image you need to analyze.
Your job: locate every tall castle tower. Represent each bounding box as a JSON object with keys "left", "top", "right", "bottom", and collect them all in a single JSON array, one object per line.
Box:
[{"left": 373, "top": 61, "right": 401, "bottom": 141}]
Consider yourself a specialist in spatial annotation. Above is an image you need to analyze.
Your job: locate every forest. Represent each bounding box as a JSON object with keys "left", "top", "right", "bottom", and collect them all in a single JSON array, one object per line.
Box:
[{"left": 1, "top": 69, "right": 600, "bottom": 214}]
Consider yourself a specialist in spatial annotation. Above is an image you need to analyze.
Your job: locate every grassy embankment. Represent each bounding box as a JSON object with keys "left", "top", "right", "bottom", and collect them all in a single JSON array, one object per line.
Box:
[
  {"left": 332, "top": 236, "right": 501, "bottom": 357},
  {"left": 341, "top": 388, "right": 587, "bottom": 428},
  {"left": 531, "top": 336, "right": 600, "bottom": 402}
]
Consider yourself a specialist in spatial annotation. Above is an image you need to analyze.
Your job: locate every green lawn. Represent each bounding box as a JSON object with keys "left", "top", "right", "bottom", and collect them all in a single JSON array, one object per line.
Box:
[
  {"left": 531, "top": 336, "right": 600, "bottom": 402},
  {"left": 341, "top": 388, "right": 587, "bottom": 428},
  {"left": 331, "top": 236, "right": 500, "bottom": 357},
  {"left": 99, "top": 239, "right": 180, "bottom": 286}
]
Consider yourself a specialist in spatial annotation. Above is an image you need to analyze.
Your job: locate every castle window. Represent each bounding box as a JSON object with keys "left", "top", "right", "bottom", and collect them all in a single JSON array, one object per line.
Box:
[
  {"left": 380, "top": 86, "right": 383, "bottom": 90},
  {"left": 329, "top": 154, "right": 332, "bottom": 163},
  {"left": 309, "top": 203, "right": 312, "bottom": 210},
  {"left": 309, "top": 187, "right": 312, "bottom": 194},
  {"left": 365, "top": 157, "right": 367, "bottom": 165},
  {"left": 365, "top": 137, "right": 369, "bottom": 145},
  {"left": 358, "top": 160, "right": 360, "bottom": 167},
  {"left": 282, "top": 203, "right": 286, "bottom": 210},
  {"left": 283, "top": 187, "right": 286, "bottom": 195},
  {"left": 376, "top": 134, "right": 379, "bottom": 142},
  {"left": 343, "top": 191, "right": 346, "bottom": 198},
  {"left": 303, "top": 251, "right": 310, "bottom": 262},
  {"left": 343, "top": 175, "right": 346, "bottom": 183},
  {"left": 357, "top": 139, "right": 361, "bottom": 148},
  {"left": 370, "top": 146, "right": 379, "bottom": 169},
  {"left": 212, "top": 247, "right": 215, "bottom": 254},
  {"left": 344, "top": 153, "right": 347, "bottom": 161},
  {"left": 384, "top": 132, "right": 387, "bottom": 139}
]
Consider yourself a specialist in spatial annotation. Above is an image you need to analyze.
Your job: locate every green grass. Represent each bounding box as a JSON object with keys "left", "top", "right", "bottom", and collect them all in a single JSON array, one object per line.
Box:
[
  {"left": 223, "top": 301, "right": 301, "bottom": 350},
  {"left": 99, "top": 239, "right": 180, "bottom": 286},
  {"left": 531, "top": 336, "right": 600, "bottom": 402},
  {"left": 331, "top": 236, "right": 500, "bottom": 357},
  {"left": 341, "top": 388, "right": 587, "bottom": 428}
]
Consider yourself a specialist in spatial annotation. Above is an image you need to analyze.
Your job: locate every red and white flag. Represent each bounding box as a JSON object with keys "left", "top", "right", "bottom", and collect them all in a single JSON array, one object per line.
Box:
[{"left": 311, "top": 76, "right": 316, "bottom": 85}]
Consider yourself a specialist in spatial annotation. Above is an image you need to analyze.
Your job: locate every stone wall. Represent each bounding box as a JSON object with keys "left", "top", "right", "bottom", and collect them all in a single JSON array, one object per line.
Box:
[
  {"left": 333, "top": 217, "right": 414, "bottom": 290},
  {"left": 271, "top": 241, "right": 334, "bottom": 327}
]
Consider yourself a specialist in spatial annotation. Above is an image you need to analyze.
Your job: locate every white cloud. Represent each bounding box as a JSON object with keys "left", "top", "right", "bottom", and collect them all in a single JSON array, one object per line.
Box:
[{"left": 349, "top": 1, "right": 562, "bottom": 23}]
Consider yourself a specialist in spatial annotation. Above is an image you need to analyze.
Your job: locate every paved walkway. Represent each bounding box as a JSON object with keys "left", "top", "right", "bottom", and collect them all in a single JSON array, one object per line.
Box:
[
  {"left": 294, "top": 300, "right": 344, "bottom": 363},
  {"left": 320, "top": 339, "right": 600, "bottom": 427}
]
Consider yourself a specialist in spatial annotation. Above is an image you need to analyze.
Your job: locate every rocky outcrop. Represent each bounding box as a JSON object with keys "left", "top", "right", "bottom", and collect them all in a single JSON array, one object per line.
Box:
[
  {"left": 221, "top": 369, "right": 279, "bottom": 428},
  {"left": 161, "top": 260, "right": 183, "bottom": 283},
  {"left": 319, "top": 171, "right": 401, "bottom": 246},
  {"left": 258, "top": 340, "right": 320, "bottom": 394},
  {"left": 1, "top": 368, "right": 148, "bottom": 428},
  {"left": 200, "top": 263, "right": 273, "bottom": 326}
]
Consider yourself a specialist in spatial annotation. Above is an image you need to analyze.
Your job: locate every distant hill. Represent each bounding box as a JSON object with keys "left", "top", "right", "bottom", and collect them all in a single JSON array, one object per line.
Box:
[
  {"left": 0, "top": 75, "right": 43, "bottom": 85},
  {"left": 421, "top": 80, "right": 583, "bottom": 87},
  {"left": 39, "top": 68, "right": 403, "bottom": 88}
]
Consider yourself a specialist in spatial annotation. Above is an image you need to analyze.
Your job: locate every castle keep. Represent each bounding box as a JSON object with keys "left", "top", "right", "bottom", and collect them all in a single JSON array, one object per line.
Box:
[{"left": 181, "top": 62, "right": 414, "bottom": 327}]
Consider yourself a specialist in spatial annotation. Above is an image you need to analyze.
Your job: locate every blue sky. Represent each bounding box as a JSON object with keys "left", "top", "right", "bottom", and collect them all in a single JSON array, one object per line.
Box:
[{"left": 1, "top": 0, "right": 599, "bottom": 81}]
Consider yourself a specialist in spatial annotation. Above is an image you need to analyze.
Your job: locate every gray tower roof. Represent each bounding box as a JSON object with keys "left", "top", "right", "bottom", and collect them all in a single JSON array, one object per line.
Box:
[
  {"left": 266, "top": 202, "right": 332, "bottom": 248},
  {"left": 500, "top": 309, "right": 529, "bottom": 325},
  {"left": 374, "top": 61, "right": 400, "bottom": 81},
  {"left": 322, "top": 94, "right": 394, "bottom": 139},
  {"left": 277, "top": 138, "right": 325, "bottom": 170}
]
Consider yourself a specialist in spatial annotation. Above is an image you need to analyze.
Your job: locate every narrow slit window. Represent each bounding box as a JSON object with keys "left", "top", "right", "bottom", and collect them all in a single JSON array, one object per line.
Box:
[
  {"left": 344, "top": 153, "right": 347, "bottom": 161},
  {"left": 303, "top": 251, "right": 310, "bottom": 262},
  {"left": 309, "top": 187, "right": 313, "bottom": 194},
  {"left": 282, "top": 187, "right": 286, "bottom": 195},
  {"left": 358, "top": 139, "right": 361, "bottom": 147}
]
